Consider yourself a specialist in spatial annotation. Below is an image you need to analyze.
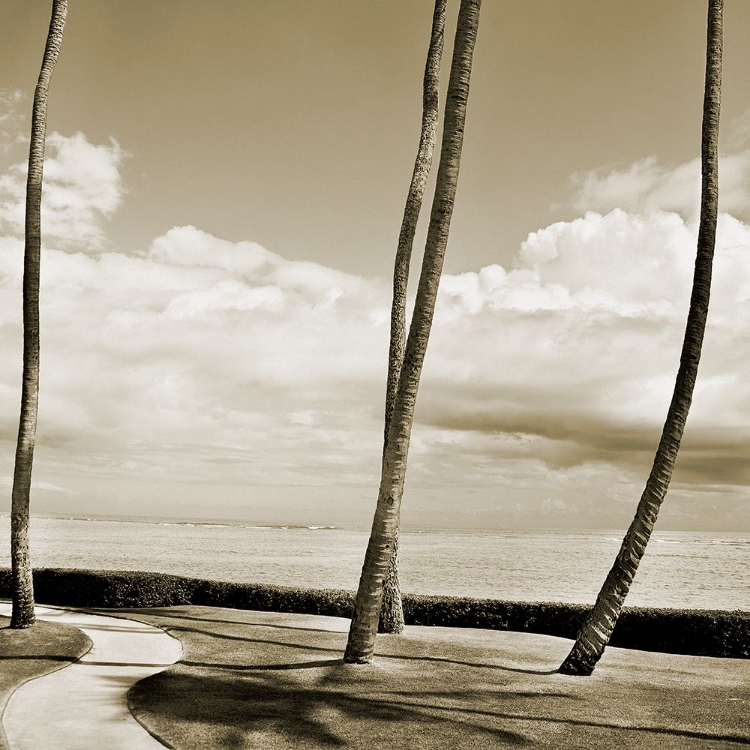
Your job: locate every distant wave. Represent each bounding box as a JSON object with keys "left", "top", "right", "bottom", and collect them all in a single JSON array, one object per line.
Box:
[
  {"left": 157, "top": 522, "right": 232, "bottom": 528},
  {"left": 29, "top": 515, "right": 337, "bottom": 531},
  {"left": 653, "top": 537, "right": 749, "bottom": 546},
  {"left": 237, "top": 524, "right": 337, "bottom": 531},
  {"left": 607, "top": 536, "right": 749, "bottom": 547}
]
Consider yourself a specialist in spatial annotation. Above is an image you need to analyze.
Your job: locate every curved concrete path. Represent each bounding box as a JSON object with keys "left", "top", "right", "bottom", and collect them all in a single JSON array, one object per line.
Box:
[{"left": 0, "top": 603, "right": 182, "bottom": 749}]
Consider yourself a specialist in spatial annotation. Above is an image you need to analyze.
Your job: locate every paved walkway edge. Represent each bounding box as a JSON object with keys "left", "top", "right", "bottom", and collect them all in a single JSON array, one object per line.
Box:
[{"left": 0, "top": 602, "right": 182, "bottom": 750}]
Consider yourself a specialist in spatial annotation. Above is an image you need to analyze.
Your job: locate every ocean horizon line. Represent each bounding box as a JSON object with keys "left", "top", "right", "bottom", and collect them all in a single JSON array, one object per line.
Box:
[{"left": 1, "top": 512, "right": 748, "bottom": 538}]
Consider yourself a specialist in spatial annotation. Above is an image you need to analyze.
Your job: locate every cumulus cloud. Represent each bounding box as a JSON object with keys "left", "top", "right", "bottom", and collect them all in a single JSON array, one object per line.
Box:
[
  {"left": 418, "top": 145, "right": 750, "bottom": 527},
  {"left": 570, "top": 152, "right": 750, "bottom": 222},
  {"left": 0, "top": 218, "right": 393, "bottom": 508},
  {"left": 0, "top": 126, "right": 748, "bottom": 528},
  {"left": 0, "top": 131, "right": 124, "bottom": 249},
  {"left": 423, "top": 207, "right": 750, "bottom": 483}
]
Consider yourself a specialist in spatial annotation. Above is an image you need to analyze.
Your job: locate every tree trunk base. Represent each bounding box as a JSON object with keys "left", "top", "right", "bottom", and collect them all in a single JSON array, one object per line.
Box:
[
  {"left": 377, "top": 611, "right": 405, "bottom": 635},
  {"left": 10, "top": 611, "right": 36, "bottom": 629},
  {"left": 558, "top": 647, "right": 596, "bottom": 676},
  {"left": 10, "top": 621, "right": 36, "bottom": 630},
  {"left": 343, "top": 649, "right": 373, "bottom": 665}
]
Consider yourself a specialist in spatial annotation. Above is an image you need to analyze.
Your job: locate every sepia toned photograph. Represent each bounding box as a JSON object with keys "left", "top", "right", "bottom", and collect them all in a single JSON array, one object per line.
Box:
[{"left": 0, "top": 1, "right": 748, "bottom": 747}]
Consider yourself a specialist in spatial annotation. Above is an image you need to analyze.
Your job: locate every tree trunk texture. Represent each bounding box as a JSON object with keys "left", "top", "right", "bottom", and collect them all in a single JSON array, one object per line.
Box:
[
  {"left": 378, "top": 529, "right": 404, "bottom": 634},
  {"left": 378, "top": 0, "right": 447, "bottom": 636},
  {"left": 345, "top": 0, "right": 482, "bottom": 664},
  {"left": 10, "top": 0, "right": 67, "bottom": 630},
  {"left": 559, "top": 0, "right": 722, "bottom": 676}
]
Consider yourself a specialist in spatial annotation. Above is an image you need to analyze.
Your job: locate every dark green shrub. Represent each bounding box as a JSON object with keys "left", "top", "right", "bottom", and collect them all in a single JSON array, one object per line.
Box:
[
  {"left": 0, "top": 567, "right": 746, "bottom": 659},
  {"left": 192, "top": 578, "right": 354, "bottom": 617}
]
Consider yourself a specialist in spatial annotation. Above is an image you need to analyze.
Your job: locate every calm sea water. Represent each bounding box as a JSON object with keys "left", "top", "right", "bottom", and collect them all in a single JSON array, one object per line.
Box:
[{"left": 0, "top": 516, "right": 747, "bottom": 611}]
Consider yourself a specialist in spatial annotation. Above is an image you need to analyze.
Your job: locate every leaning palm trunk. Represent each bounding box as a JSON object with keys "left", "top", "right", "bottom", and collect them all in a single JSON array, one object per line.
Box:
[
  {"left": 378, "top": 0, "right": 448, "bottom": 636},
  {"left": 345, "top": 0, "right": 482, "bottom": 663},
  {"left": 559, "top": 0, "right": 722, "bottom": 676},
  {"left": 10, "top": 0, "right": 67, "bottom": 629}
]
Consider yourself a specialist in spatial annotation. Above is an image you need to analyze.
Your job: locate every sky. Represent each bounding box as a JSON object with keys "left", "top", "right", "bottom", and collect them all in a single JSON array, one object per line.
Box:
[{"left": 0, "top": 1, "right": 749, "bottom": 530}]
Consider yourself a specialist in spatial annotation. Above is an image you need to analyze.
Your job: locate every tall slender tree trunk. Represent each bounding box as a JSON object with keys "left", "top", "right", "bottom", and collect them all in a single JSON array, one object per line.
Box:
[
  {"left": 559, "top": 0, "right": 722, "bottom": 676},
  {"left": 345, "top": 0, "right": 482, "bottom": 664},
  {"left": 378, "top": 0, "right": 448, "bottom": 636},
  {"left": 10, "top": 0, "right": 67, "bottom": 630}
]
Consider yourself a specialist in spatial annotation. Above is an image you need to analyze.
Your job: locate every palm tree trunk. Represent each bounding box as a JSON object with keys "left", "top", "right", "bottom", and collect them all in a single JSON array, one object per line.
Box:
[
  {"left": 378, "top": 529, "right": 404, "bottom": 634},
  {"left": 378, "top": 0, "right": 448, "bottom": 636},
  {"left": 10, "top": 0, "right": 67, "bottom": 630},
  {"left": 559, "top": 0, "right": 722, "bottom": 676},
  {"left": 345, "top": 0, "right": 482, "bottom": 664}
]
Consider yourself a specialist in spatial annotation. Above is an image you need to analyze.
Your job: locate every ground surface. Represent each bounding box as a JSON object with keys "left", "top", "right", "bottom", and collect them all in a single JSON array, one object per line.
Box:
[
  {"left": 1, "top": 603, "right": 182, "bottom": 749},
  {"left": 0, "top": 615, "right": 91, "bottom": 750},
  {"left": 122, "top": 606, "right": 750, "bottom": 750}
]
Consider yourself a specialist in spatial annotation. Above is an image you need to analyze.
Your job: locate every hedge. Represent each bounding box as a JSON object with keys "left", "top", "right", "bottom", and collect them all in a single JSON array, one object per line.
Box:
[{"left": 0, "top": 567, "right": 747, "bottom": 659}]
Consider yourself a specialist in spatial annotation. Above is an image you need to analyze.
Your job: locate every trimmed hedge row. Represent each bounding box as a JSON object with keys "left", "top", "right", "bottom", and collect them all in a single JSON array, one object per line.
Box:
[
  {"left": 1, "top": 567, "right": 747, "bottom": 659},
  {"left": 0, "top": 567, "right": 355, "bottom": 615},
  {"left": 403, "top": 594, "right": 750, "bottom": 659}
]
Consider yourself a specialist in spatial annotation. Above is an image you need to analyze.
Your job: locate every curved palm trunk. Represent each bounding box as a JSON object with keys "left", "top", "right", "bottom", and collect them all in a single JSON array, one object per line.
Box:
[
  {"left": 378, "top": 0, "right": 448, "bottom": 636},
  {"left": 345, "top": 0, "right": 482, "bottom": 663},
  {"left": 559, "top": 0, "right": 722, "bottom": 676},
  {"left": 10, "top": 0, "right": 67, "bottom": 630}
]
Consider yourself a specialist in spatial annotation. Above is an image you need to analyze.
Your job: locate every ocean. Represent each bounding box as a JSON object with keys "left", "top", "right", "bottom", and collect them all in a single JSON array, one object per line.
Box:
[{"left": 0, "top": 515, "right": 747, "bottom": 611}]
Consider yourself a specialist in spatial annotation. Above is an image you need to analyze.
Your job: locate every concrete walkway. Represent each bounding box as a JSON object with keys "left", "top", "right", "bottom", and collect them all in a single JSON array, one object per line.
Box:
[{"left": 0, "top": 603, "right": 182, "bottom": 749}]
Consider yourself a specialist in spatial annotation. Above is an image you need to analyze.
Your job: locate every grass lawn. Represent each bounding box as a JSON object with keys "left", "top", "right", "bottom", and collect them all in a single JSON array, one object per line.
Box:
[
  {"left": 121, "top": 605, "right": 750, "bottom": 750},
  {"left": 0, "top": 615, "right": 91, "bottom": 750}
]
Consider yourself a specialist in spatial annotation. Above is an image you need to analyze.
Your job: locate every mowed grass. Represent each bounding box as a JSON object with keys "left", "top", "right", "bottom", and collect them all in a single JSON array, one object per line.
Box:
[
  {"left": 123, "top": 606, "right": 750, "bottom": 750},
  {"left": 0, "top": 616, "right": 91, "bottom": 750}
]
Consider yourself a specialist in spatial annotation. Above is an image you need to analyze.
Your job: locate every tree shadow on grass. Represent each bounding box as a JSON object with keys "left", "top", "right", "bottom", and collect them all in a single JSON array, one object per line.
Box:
[
  {"left": 118, "top": 609, "right": 345, "bottom": 635},
  {"left": 120, "top": 613, "right": 750, "bottom": 748},
  {"left": 378, "top": 652, "right": 558, "bottom": 676},
  {"left": 129, "top": 665, "right": 531, "bottom": 749},
  {"left": 64, "top": 622, "right": 155, "bottom": 634},
  {"left": 163, "top": 624, "right": 345, "bottom": 652},
  {"left": 129, "top": 651, "right": 750, "bottom": 750},
  {"left": 180, "top": 658, "right": 344, "bottom": 672},
  {"left": 0, "top": 654, "right": 80, "bottom": 663},
  {"left": 128, "top": 613, "right": 563, "bottom": 674},
  {"left": 159, "top": 624, "right": 558, "bottom": 677},
  {"left": 130, "top": 663, "right": 750, "bottom": 750}
]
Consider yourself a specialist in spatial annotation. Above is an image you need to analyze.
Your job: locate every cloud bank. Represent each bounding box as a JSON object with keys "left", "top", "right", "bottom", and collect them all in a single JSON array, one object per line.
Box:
[{"left": 0, "top": 124, "right": 748, "bottom": 528}]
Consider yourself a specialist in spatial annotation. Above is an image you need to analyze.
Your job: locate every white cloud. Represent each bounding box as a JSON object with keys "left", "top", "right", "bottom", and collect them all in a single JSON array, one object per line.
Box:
[
  {"left": 0, "top": 128, "right": 748, "bottom": 527},
  {"left": 150, "top": 225, "right": 276, "bottom": 276},
  {"left": 0, "top": 131, "right": 124, "bottom": 250},
  {"left": 420, "top": 187, "right": 750, "bottom": 525},
  {"left": 570, "top": 152, "right": 750, "bottom": 222},
  {"left": 0, "top": 217, "right": 393, "bottom": 498}
]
